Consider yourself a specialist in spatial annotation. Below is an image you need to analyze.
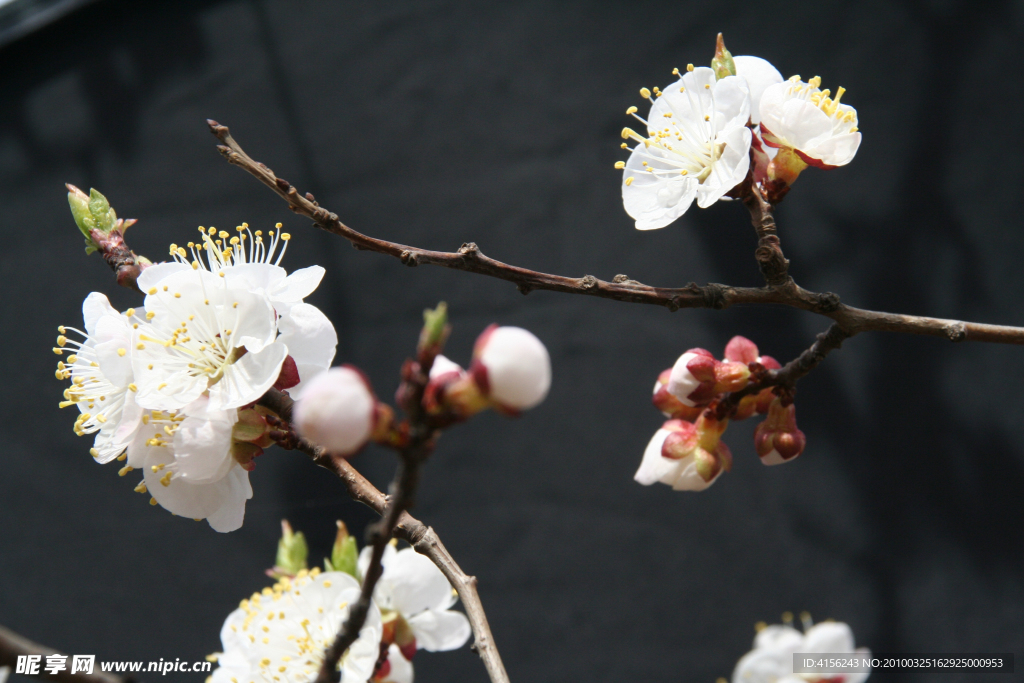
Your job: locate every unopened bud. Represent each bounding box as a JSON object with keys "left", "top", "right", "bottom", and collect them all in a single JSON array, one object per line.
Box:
[
  {"left": 753, "top": 355, "right": 782, "bottom": 414},
  {"left": 724, "top": 335, "right": 759, "bottom": 364},
  {"left": 470, "top": 325, "right": 551, "bottom": 412},
  {"left": 293, "top": 366, "right": 377, "bottom": 456},
  {"left": 754, "top": 398, "right": 806, "bottom": 465},
  {"left": 667, "top": 348, "right": 718, "bottom": 407},
  {"left": 423, "top": 354, "right": 471, "bottom": 416},
  {"left": 273, "top": 355, "right": 301, "bottom": 391},
  {"left": 714, "top": 360, "right": 751, "bottom": 393},
  {"left": 711, "top": 32, "right": 737, "bottom": 79},
  {"left": 652, "top": 368, "right": 705, "bottom": 420}
]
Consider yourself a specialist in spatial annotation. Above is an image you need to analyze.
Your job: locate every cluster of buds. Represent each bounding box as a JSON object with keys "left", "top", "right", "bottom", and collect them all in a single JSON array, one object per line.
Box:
[
  {"left": 637, "top": 335, "right": 806, "bottom": 492},
  {"left": 423, "top": 324, "right": 551, "bottom": 419},
  {"left": 292, "top": 305, "right": 551, "bottom": 458}
]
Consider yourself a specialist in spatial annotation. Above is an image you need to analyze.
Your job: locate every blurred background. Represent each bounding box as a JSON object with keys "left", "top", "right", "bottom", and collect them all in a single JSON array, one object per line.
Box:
[{"left": 1, "top": 1, "right": 1023, "bottom": 681}]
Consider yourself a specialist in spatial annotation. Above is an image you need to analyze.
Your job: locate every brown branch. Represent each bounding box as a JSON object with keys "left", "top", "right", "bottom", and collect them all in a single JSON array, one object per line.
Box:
[
  {"left": 0, "top": 625, "right": 129, "bottom": 683},
  {"left": 207, "top": 119, "right": 1024, "bottom": 346},
  {"left": 714, "top": 322, "right": 851, "bottom": 420},
  {"left": 258, "top": 389, "right": 511, "bottom": 683}
]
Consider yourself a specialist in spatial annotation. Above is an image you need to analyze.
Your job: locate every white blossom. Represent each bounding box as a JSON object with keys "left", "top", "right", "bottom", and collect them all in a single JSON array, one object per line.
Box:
[
  {"left": 294, "top": 366, "right": 377, "bottom": 456},
  {"left": 759, "top": 75, "right": 861, "bottom": 168},
  {"left": 732, "top": 620, "right": 870, "bottom": 683},
  {"left": 133, "top": 226, "right": 336, "bottom": 410},
  {"left": 358, "top": 544, "right": 471, "bottom": 655},
  {"left": 211, "top": 570, "right": 383, "bottom": 683},
  {"left": 55, "top": 292, "right": 144, "bottom": 463},
  {"left": 620, "top": 66, "right": 752, "bottom": 230},
  {"left": 126, "top": 397, "right": 252, "bottom": 532},
  {"left": 472, "top": 325, "right": 551, "bottom": 411},
  {"left": 635, "top": 427, "right": 717, "bottom": 491}
]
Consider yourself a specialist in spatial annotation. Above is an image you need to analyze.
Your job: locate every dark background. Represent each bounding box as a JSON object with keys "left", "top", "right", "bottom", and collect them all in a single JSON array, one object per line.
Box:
[{"left": 2, "top": 1, "right": 1023, "bottom": 681}]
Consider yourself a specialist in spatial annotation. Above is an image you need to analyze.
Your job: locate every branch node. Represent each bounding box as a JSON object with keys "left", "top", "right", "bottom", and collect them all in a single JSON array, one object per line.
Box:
[
  {"left": 458, "top": 242, "right": 480, "bottom": 258},
  {"left": 517, "top": 283, "right": 533, "bottom": 295},
  {"left": 400, "top": 250, "right": 419, "bottom": 267},
  {"left": 666, "top": 297, "right": 680, "bottom": 312},
  {"left": 702, "top": 283, "right": 727, "bottom": 310},
  {"left": 275, "top": 177, "right": 291, "bottom": 191},
  {"left": 816, "top": 291, "right": 841, "bottom": 312},
  {"left": 613, "top": 274, "right": 629, "bottom": 283},
  {"left": 580, "top": 275, "right": 599, "bottom": 290},
  {"left": 945, "top": 321, "right": 967, "bottom": 342}
]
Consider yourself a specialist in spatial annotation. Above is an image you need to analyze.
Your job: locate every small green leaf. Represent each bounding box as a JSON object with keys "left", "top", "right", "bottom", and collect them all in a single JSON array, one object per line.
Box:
[{"left": 418, "top": 301, "right": 450, "bottom": 355}]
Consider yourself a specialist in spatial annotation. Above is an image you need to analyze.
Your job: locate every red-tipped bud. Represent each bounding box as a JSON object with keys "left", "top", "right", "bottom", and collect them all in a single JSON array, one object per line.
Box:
[
  {"left": 668, "top": 349, "right": 719, "bottom": 407},
  {"left": 714, "top": 360, "right": 751, "bottom": 393},
  {"left": 724, "top": 335, "right": 759, "bottom": 364},
  {"left": 753, "top": 398, "right": 806, "bottom": 465},
  {"left": 470, "top": 325, "right": 551, "bottom": 412},
  {"left": 653, "top": 368, "right": 705, "bottom": 420},
  {"left": 423, "top": 354, "right": 468, "bottom": 415},
  {"left": 293, "top": 366, "right": 377, "bottom": 456}
]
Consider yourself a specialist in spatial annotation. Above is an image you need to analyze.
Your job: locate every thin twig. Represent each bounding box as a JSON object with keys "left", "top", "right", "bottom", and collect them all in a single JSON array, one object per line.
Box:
[
  {"left": 258, "top": 389, "right": 511, "bottom": 683},
  {"left": 207, "top": 120, "right": 1024, "bottom": 346},
  {"left": 0, "top": 625, "right": 129, "bottom": 683}
]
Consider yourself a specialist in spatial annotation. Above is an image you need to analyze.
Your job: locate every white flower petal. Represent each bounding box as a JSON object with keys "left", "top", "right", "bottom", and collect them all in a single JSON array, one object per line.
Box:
[
  {"left": 696, "top": 126, "right": 752, "bottom": 208},
  {"left": 733, "top": 56, "right": 783, "bottom": 124},
  {"left": 754, "top": 625, "right": 803, "bottom": 652},
  {"left": 634, "top": 429, "right": 675, "bottom": 486},
  {"left": 277, "top": 303, "right": 338, "bottom": 397},
  {"left": 171, "top": 398, "right": 237, "bottom": 483},
  {"left": 82, "top": 292, "right": 119, "bottom": 336},
  {"left": 136, "top": 262, "right": 190, "bottom": 293},
  {"left": 382, "top": 645, "right": 414, "bottom": 683},
  {"left": 801, "top": 621, "right": 856, "bottom": 654},
  {"left": 207, "top": 341, "right": 288, "bottom": 411},
  {"left": 407, "top": 609, "right": 472, "bottom": 652},
  {"left": 732, "top": 647, "right": 790, "bottom": 683},
  {"left": 269, "top": 265, "right": 326, "bottom": 304},
  {"left": 382, "top": 548, "right": 455, "bottom": 616}
]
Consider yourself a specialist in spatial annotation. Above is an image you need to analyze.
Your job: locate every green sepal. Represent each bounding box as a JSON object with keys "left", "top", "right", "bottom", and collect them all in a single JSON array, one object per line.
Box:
[
  {"left": 275, "top": 520, "right": 308, "bottom": 575},
  {"left": 325, "top": 520, "right": 359, "bottom": 578},
  {"left": 712, "top": 33, "right": 736, "bottom": 79}
]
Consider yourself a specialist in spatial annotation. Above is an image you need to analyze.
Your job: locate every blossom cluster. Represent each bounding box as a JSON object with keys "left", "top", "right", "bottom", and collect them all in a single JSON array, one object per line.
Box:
[
  {"left": 635, "top": 336, "right": 805, "bottom": 491},
  {"left": 619, "top": 36, "right": 861, "bottom": 229},
  {"left": 54, "top": 225, "right": 336, "bottom": 531},
  {"left": 211, "top": 524, "right": 471, "bottom": 683},
  {"left": 732, "top": 616, "right": 870, "bottom": 683}
]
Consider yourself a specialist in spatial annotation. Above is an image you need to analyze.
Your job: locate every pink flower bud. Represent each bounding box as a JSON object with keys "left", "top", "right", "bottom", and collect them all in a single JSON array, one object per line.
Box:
[
  {"left": 724, "top": 335, "right": 759, "bottom": 364},
  {"left": 423, "top": 355, "right": 469, "bottom": 416},
  {"left": 714, "top": 360, "right": 751, "bottom": 393},
  {"left": 470, "top": 325, "right": 551, "bottom": 412},
  {"left": 667, "top": 348, "right": 718, "bottom": 407},
  {"left": 293, "top": 366, "right": 377, "bottom": 456},
  {"left": 753, "top": 398, "right": 806, "bottom": 465},
  {"left": 652, "top": 369, "right": 705, "bottom": 420}
]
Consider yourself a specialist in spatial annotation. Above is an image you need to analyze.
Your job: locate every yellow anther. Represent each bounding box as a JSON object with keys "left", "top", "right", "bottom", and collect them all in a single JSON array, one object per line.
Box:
[
  {"left": 134, "top": 482, "right": 147, "bottom": 493},
  {"left": 128, "top": 383, "right": 138, "bottom": 392},
  {"left": 174, "top": 292, "right": 181, "bottom": 298},
  {"left": 834, "top": 86, "right": 846, "bottom": 105},
  {"left": 672, "top": 67, "right": 680, "bottom": 75},
  {"left": 67, "top": 354, "right": 78, "bottom": 363},
  {"left": 281, "top": 233, "right": 291, "bottom": 240},
  {"left": 151, "top": 464, "right": 166, "bottom": 472},
  {"left": 148, "top": 287, "right": 157, "bottom": 295},
  {"left": 808, "top": 76, "right": 821, "bottom": 88},
  {"left": 639, "top": 87, "right": 651, "bottom": 99},
  {"left": 146, "top": 311, "right": 155, "bottom": 319},
  {"left": 118, "top": 465, "right": 133, "bottom": 477},
  {"left": 704, "top": 84, "right": 711, "bottom": 90},
  {"left": 149, "top": 497, "right": 158, "bottom": 506},
  {"left": 625, "top": 106, "right": 638, "bottom": 115},
  {"left": 704, "top": 115, "right": 710, "bottom": 121},
  {"left": 96, "top": 414, "right": 107, "bottom": 423},
  {"left": 275, "top": 222, "right": 282, "bottom": 228},
  {"left": 625, "top": 176, "right": 634, "bottom": 186},
  {"left": 117, "top": 452, "right": 127, "bottom": 461},
  {"left": 686, "top": 63, "right": 694, "bottom": 72},
  {"left": 116, "top": 348, "right": 127, "bottom": 357},
  {"left": 56, "top": 335, "right": 67, "bottom": 347},
  {"left": 53, "top": 348, "right": 64, "bottom": 355},
  {"left": 89, "top": 448, "right": 99, "bottom": 458},
  {"left": 160, "top": 471, "right": 173, "bottom": 487},
  {"left": 614, "top": 161, "right": 625, "bottom": 169},
  {"left": 208, "top": 227, "right": 217, "bottom": 235}
]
